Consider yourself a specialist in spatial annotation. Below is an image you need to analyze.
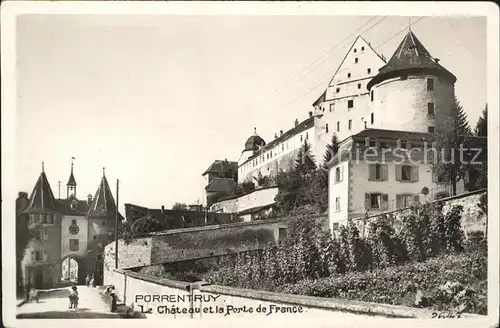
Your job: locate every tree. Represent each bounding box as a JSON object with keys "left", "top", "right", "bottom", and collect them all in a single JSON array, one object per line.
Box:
[
  {"left": 172, "top": 202, "right": 188, "bottom": 211},
  {"left": 475, "top": 104, "right": 487, "bottom": 137},
  {"left": 295, "top": 140, "right": 316, "bottom": 174},
  {"left": 323, "top": 133, "right": 340, "bottom": 165},
  {"left": 434, "top": 98, "right": 473, "bottom": 195},
  {"left": 453, "top": 97, "right": 473, "bottom": 136}
]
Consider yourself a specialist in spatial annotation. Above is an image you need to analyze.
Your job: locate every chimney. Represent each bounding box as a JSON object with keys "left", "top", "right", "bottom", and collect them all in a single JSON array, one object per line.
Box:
[
  {"left": 308, "top": 111, "right": 313, "bottom": 118},
  {"left": 294, "top": 119, "right": 299, "bottom": 126},
  {"left": 161, "top": 205, "right": 165, "bottom": 213},
  {"left": 280, "top": 130, "right": 283, "bottom": 137},
  {"left": 87, "top": 194, "right": 93, "bottom": 205},
  {"left": 434, "top": 58, "right": 440, "bottom": 63},
  {"left": 274, "top": 133, "right": 278, "bottom": 139}
]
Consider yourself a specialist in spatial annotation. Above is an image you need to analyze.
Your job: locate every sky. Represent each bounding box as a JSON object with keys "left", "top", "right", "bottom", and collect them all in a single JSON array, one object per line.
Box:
[{"left": 15, "top": 14, "right": 486, "bottom": 213}]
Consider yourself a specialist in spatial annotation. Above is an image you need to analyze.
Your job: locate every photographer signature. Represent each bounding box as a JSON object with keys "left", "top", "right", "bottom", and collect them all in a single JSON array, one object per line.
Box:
[{"left": 431, "top": 311, "right": 463, "bottom": 319}]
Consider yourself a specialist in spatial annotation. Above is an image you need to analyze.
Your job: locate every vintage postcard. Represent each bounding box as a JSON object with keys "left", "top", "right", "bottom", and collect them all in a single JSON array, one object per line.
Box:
[{"left": 1, "top": 1, "right": 499, "bottom": 328}]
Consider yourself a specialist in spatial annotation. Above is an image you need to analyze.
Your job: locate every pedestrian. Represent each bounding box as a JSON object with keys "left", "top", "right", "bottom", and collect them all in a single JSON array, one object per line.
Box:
[
  {"left": 85, "top": 274, "right": 91, "bottom": 287},
  {"left": 68, "top": 285, "right": 79, "bottom": 309},
  {"left": 89, "top": 275, "right": 95, "bottom": 288}
]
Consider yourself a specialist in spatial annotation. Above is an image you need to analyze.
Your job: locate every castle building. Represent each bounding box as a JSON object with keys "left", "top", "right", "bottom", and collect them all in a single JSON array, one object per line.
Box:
[
  {"left": 325, "top": 30, "right": 463, "bottom": 232},
  {"left": 238, "top": 118, "right": 315, "bottom": 183},
  {"left": 16, "top": 161, "right": 123, "bottom": 289},
  {"left": 202, "top": 159, "right": 238, "bottom": 207}
]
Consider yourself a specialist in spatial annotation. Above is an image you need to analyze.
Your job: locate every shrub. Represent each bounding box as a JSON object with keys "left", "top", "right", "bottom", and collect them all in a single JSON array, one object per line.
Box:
[{"left": 280, "top": 251, "right": 487, "bottom": 314}]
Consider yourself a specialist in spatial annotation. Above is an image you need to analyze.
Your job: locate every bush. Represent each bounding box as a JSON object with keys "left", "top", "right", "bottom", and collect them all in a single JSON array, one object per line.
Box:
[{"left": 280, "top": 251, "right": 487, "bottom": 314}]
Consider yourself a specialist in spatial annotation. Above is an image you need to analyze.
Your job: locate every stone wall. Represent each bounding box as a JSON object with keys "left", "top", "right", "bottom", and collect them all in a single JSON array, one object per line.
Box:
[
  {"left": 104, "top": 216, "right": 329, "bottom": 270},
  {"left": 104, "top": 268, "right": 454, "bottom": 319},
  {"left": 351, "top": 190, "right": 487, "bottom": 237},
  {"left": 210, "top": 186, "right": 279, "bottom": 214},
  {"left": 104, "top": 238, "right": 153, "bottom": 271},
  {"left": 150, "top": 220, "right": 287, "bottom": 264}
]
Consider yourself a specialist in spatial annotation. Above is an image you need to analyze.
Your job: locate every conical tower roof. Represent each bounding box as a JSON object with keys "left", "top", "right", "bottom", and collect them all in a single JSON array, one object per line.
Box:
[
  {"left": 21, "top": 165, "right": 59, "bottom": 215},
  {"left": 367, "top": 30, "right": 456, "bottom": 90},
  {"left": 67, "top": 164, "right": 77, "bottom": 186},
  {"left": 87, "top": 170, "right": 117, "bottom": 218}
]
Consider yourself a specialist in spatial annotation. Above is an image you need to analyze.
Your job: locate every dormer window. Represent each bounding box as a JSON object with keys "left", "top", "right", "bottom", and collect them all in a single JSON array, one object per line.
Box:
[{"left": 70, "top": 200, "right": 77, "bottom": 210}]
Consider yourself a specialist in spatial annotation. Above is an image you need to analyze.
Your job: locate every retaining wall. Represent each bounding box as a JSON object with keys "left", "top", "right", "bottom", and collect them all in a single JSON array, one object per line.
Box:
[{"left": 104, "top": 268, "right": 472, "bottom": 320}]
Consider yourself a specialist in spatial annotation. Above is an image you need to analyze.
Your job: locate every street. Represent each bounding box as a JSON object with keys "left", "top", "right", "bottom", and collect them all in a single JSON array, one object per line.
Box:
[{"left": 17, "top": 285, "right": 122, "bottom": 319}]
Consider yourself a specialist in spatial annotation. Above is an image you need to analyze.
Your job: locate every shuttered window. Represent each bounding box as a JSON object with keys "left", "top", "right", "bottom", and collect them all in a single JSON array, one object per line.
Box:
[
  {"left": 396, "top": 165, "right": 419, "bottom": 182},
  {"left": 365, "top": 193, "right": 389, "bottom": 210},
  {"left": 335, "top": 197, "right": 340, "bottom": 211},
  {"left": 368, "top": 164, "right": 388, "bottom": 181},
  {"left": 69, "top": 239, "right": 79, "bottom": 251},
  {"left": 396, "top": 194, "right": 421, "bottom": 209}
]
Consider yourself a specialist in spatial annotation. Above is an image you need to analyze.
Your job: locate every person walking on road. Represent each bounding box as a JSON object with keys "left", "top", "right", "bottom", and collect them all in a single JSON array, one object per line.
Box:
[{"left": 68, "top": 285, "right": 79, "bottom": 310}]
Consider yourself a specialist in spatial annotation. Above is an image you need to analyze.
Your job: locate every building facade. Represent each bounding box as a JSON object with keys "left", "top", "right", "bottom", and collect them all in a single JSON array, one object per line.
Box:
[
  {"left": 326, "top": 30, "right": 465, "bottom": 232},
  {"left": 17, "top": 162, "right": 123, "bottom": 289},
  {"left": 238, "top": 116, "right": 315, "bottom": 183}
]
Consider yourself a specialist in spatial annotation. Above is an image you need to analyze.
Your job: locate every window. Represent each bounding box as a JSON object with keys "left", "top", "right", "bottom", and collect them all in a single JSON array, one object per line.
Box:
[
  {"left": 329, "top": 103, "right": 334, "bottom": 112},
  {"left": 371, "top": 113, "right": 374, "bottom": 124},
  {"left": 401, "top": 75, "right": 408, "bottom": 80},
  {"left": 306, "top": 132, "right": 308, "bottom": 140},
  {"left": 102, "top": 221, "right": 106, "bottom": 226},
  {"left": 357, "top": 83, "right": 361, "bottom": 89},
  {"left": 355, "top": 58, "right": 358, "bottom": 63},
  {"left": 335, "top": 197, "right": 340, "bottom": 211},
  {"left": 69, "top": 239, "right": 79, "bottom": 251},
  {"left": 428, "top": 102, "right": 435, "bottom": 115},
  {"left": 96, "top": 254, "right": 102, "bottom": 261},
  {"left": 279, "top": 228, "right": 287, "bottom": 240},
  {"left": 35, "top": 230, "right": 43, "bottom": 240},
  {"left": 71, "top": 219, "right": 77, "bottom": 225},
  {"left": 347, "top": 73, "right": 351, "bottom": 78},
  {"left": 326, "top": 124, "right": 329, "bottom": 133},
  {"left": 365, "top": 137, "right": 377, "bottom": 147},
  {"left": 336, "top": 88, "right": 340, "bottom": 93},
  {"left": 93, "top": 235, "right": 97, "bottom": 240},
  {"left": 337, "top": 121, "right": 340, "bottom": 132},
  {"left": 282, "top": 144, "right": 284, "bottom": 151},
  {"left": 396, "top": 194, "right": 420, "bottom": 209},
  {"left": 354, "top": 48, "right": 357, "bottom": 53},
  {"left": 367, "top": 68, "right": 371, "bottom": 74},
  {"left": 427, "top": 78, "right": 434, "bottom": 91},
  {"left": 428, "top": 126, "right": 435, "bottom": 133},
  {"left": 361, "top": 46, "right": 365, "bottom": 51},
  {"left": 396, "top": 165, "right": 418, "bottom": 182},
  {"left": 348, "top": 120, "right": 352, "bottom": 130},
  {"left": 335, "top": 166, "right": 343, "bottom": 183},
  {"left": 370, "top": 90, "right": 374, "bottom": 101},
  {"left": 300, "top": 135, "right": 303, "bottom": 142},
  {"left": 399, "top": 140, "right": 409, "bottom": 149},
  {"left": 379, "top": 141, "right": 388, "bottom": 149},
  {"left": 347, "top": 100, "right": 354, "bottom": 108},
  {"left": 369, "top": 164, "right": 388, "bottom": 181},
  {"left": 365, "top": 193, "right": 389, "bottom": 210},
  {"left": 34, "top": 251, "right": 43, "bottom": 261},
  {"left": 332, "top": 222, "right": 340, "bottom": 231}
]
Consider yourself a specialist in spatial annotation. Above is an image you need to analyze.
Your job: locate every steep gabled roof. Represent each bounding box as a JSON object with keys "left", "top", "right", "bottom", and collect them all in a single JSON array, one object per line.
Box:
[
  {"left": 367, "top": 30, "right": 456, "bottom": 90},
  {"left": 21, "top": 171, "right": 59, "bottom": 215},
  {"left": 87, "top": 175, "right": 117, "bottom": 218},
  {"left": 202, "top": 160, "right": 238, "bottom": 176}
]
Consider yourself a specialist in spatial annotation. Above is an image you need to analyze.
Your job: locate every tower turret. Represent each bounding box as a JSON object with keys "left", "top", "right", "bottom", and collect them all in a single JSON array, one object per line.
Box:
[
  {"left": 238, "top": 127, "right": 266, "bottom": 166},
  {"left": 66, "top": 157, "right": 77, "bottom": 199},
  {"left": 367, "top": 30, "right": 457, "bottom": 133}
]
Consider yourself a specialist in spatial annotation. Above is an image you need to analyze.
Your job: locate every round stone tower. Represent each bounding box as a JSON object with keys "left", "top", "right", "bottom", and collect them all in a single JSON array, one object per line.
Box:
[{"left": 366, "top": 30, "right": 457, "bottom": 134}]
